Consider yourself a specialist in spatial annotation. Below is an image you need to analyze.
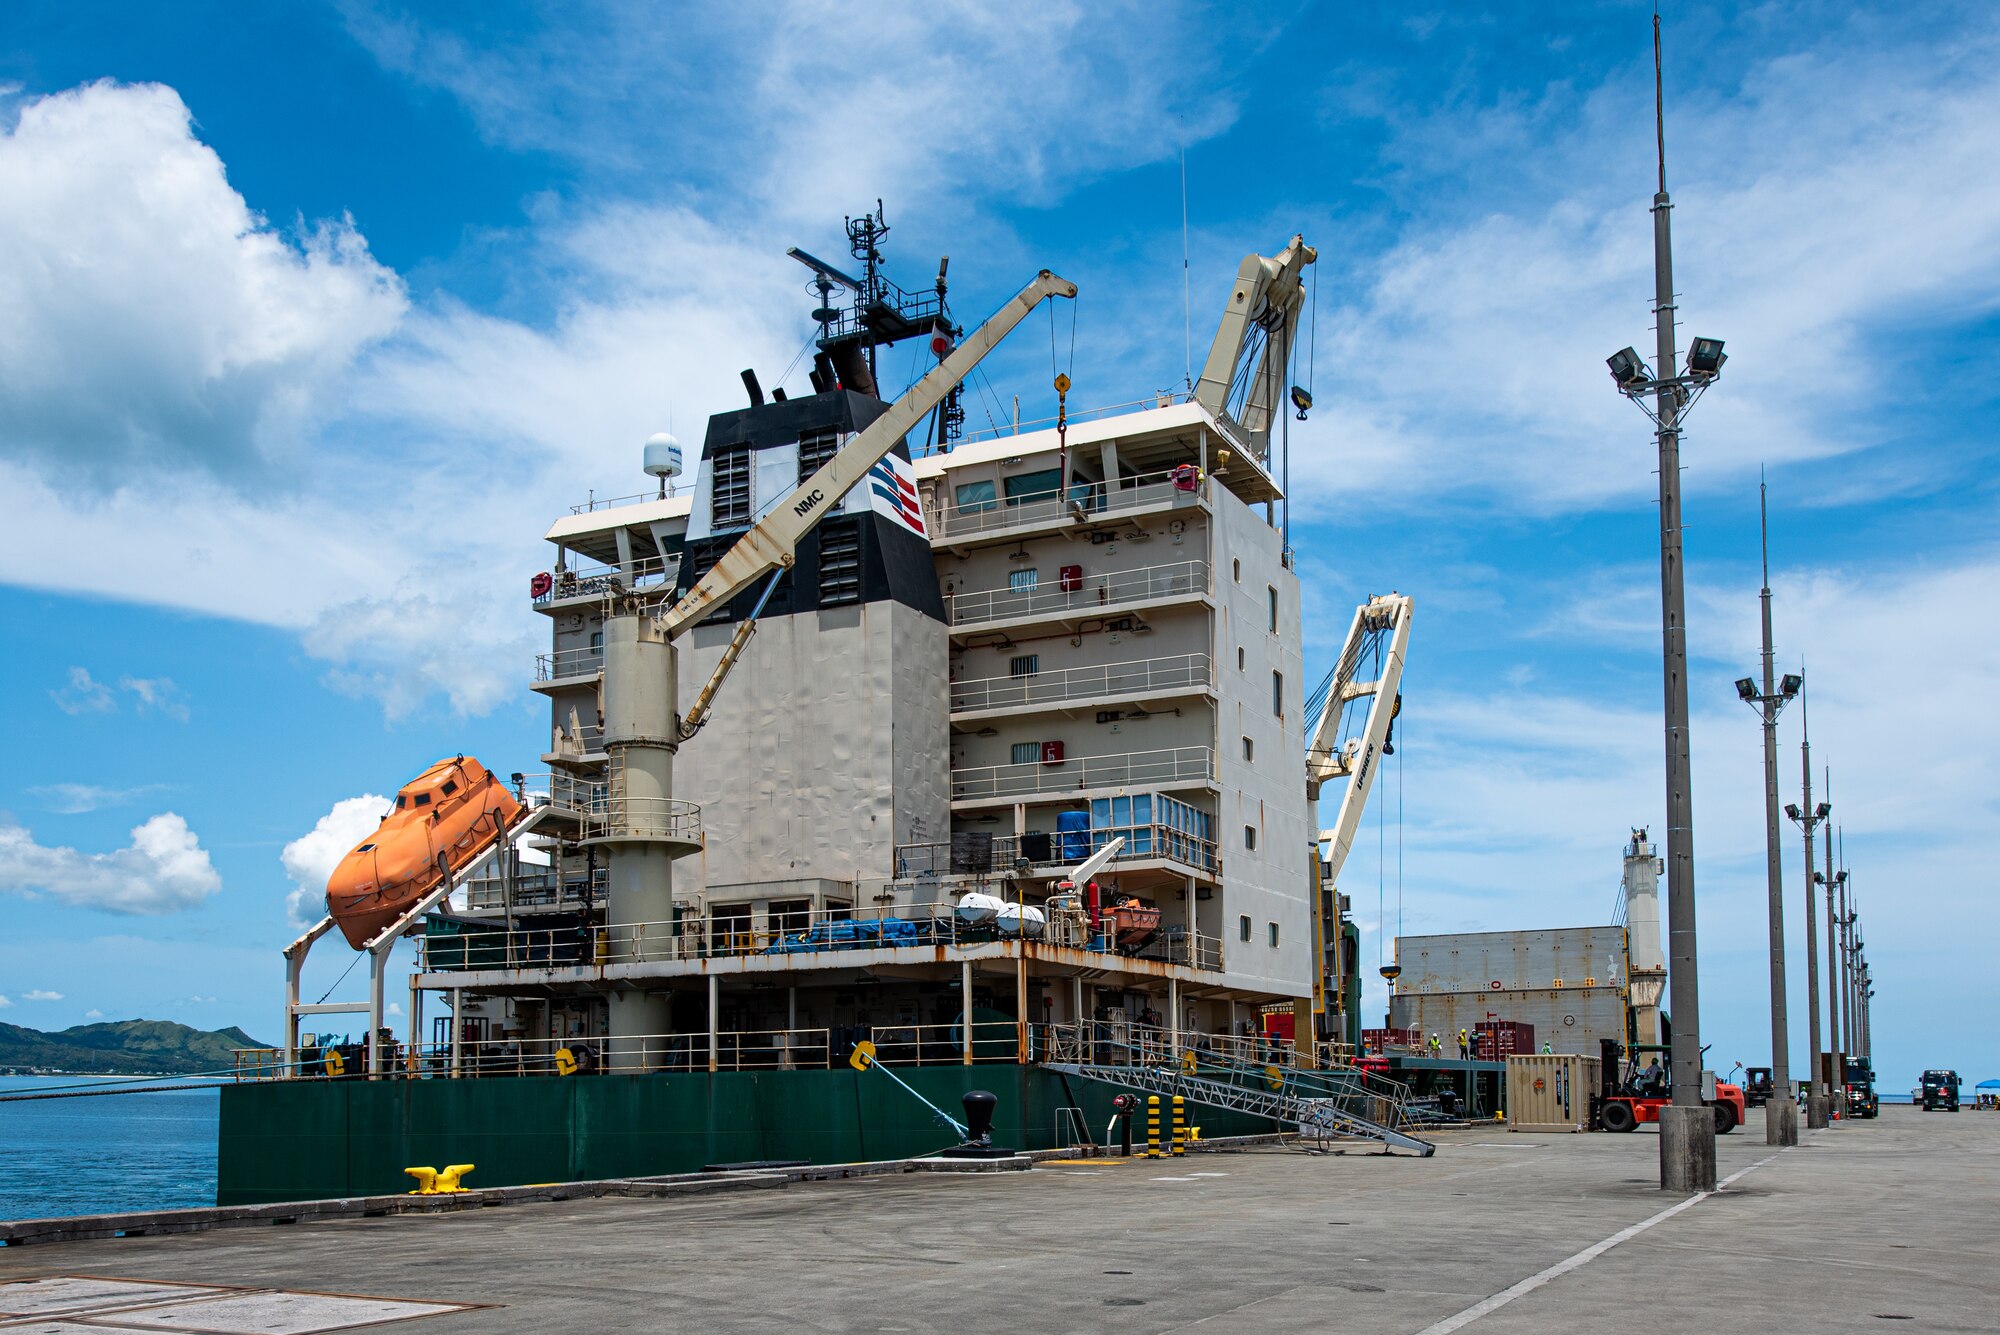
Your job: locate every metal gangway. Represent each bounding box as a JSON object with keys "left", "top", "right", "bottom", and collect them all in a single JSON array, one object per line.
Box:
[{"left": 1039, "top": 1023, "right": 1436, "bottom": 1157}]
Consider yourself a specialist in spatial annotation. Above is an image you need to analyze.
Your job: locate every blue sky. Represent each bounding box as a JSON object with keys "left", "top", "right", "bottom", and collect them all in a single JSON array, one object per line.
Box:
[{"left": 1, "top": 1, "right": 1994, "bottom": 1094}]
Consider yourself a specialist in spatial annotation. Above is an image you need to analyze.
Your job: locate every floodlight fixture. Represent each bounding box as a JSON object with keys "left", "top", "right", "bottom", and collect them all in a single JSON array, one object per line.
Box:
[
  {"left": 1815, "top": 801, "right": 1831, "bottom": 821},
  {"left": 1780, "top": 673, "right": 1804, "bottom": 698},
  {"left": 1784, "top": 803, "right": 1801, "bottom": 821},
  {"left": 1686, "top": 336, "right": 1727, "bottom": 379},
  {"left": 1607, "top": 346, "right": 1652, "bottom": 390},
  {"left": 1734, "top": 677, "right": 1758, "bottom": 702}
]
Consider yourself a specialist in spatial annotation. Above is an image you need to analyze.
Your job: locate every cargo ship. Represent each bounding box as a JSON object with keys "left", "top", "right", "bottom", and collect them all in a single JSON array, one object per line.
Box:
[{"left": 224, "top": 215, "right": 1408, "bottom": 1203}]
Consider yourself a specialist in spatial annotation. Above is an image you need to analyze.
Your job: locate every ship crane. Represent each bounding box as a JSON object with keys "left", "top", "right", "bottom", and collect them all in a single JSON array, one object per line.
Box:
[
  {"left": 1191, "top": 234, "right": 1316, "bottom": 451},
  {"left": 1301, "top": 593, "right": 1413, "bottom": 1053}
]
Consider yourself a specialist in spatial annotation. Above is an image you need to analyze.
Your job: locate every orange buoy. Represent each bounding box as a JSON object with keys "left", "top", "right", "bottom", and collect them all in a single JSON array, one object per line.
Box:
[{"left": 325, "top": 757, "right": 523, "bottom": 949}]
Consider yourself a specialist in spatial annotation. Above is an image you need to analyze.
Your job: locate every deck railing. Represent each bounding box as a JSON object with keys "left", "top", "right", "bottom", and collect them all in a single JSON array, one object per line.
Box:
[
  {"left": 534, "top": 645, "right": 605, "bottom": 682},
  {"left": 893, "top": 822, "right": 1219, "bottom": 879},
  {"left": 239, "top": 1021, "right": 1356, "bottom": 1082},
  {"left": 928, "top": 468, "right": 1204, "bottom": 542},
  {"left": 950, "top": 746, "right": 1215, "bottom": 802},
  {"left": 417, "top": 900, "right": 1222, "bottom": 974},
  {"left": 950, "top": 653, "right": 1211, "bottom": 714},
  {"left": 947, "top": 559, "right": 1209, "bottom": 629},
  {"left": 532, "top": 554, "right": 678, "bottom": 606}
]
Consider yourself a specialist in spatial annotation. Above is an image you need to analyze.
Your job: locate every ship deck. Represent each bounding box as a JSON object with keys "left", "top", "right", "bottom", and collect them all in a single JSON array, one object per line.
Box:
[{"left": 4, "top": 1105, "right": 1990, "bottom": 1333}]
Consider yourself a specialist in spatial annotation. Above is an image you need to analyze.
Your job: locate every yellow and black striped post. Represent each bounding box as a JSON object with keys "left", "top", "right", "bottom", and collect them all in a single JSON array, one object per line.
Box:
[
  {"left": 1145, "top": 1095, "right": 1161, "bottom": 1157},
  {"left": 1171, "top": 1095, "right": 1186, "bottom": 1155}
]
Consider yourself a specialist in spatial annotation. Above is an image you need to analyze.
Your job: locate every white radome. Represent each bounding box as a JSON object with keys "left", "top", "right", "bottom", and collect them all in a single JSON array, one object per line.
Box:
[{"left": 643, "top": 432, "right": 683, "bottom": 479}]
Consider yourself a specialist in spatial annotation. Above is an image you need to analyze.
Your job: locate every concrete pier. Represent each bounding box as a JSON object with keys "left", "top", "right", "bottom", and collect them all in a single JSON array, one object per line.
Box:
[{"left": 4, "top": 1106, "right": 1990, "bottom": 1333}]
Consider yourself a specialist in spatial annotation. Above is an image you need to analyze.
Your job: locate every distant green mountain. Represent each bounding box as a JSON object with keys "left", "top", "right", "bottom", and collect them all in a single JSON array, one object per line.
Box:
[{"left": 0, "top": 1019, "right": 272, "bottom": 1076}]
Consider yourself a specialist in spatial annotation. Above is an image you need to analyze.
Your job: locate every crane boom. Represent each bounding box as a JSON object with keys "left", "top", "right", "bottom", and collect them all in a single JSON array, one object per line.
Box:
[
  {"left": 1308, "top": 593, "right": 1413, "bottom": 887},
  {"left": 657, "top": 269, "right": 1078, "bottom": 640}
]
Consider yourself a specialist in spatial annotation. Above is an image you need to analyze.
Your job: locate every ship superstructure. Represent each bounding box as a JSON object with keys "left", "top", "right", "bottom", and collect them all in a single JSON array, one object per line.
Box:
[{"left": 397, "top": 229, "right": 1322, "bottom": 1072}]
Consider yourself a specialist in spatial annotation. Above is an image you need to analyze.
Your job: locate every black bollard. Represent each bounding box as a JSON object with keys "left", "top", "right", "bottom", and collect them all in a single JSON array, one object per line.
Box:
[{"left": 941, "top": 1088, "right": 1015, "bottom": 1159}]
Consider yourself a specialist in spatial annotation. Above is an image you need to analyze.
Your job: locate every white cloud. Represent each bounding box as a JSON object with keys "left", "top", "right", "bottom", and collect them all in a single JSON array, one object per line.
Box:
[
  {"left": 0, "top": 995, "right": 11, "bottom": 1008},
  {"left": 281, "top": 794, "right": 391, "bottom": 927},
  {"left": 84, "top": 1008, "right": 103, "bottom": 1019},
  {"left": 30, "top": 782, "right": 164, "bottom": 814},
  {"left": 51, "top": 667, "right": 114, "bottom": 715},
  {"left": 0, "top": 80, "right": 406, "bottom": 483},
  {"left": 184, "top": 995, "right": 217, "bottom": 1004},
  {"left": 1293, "top": 14, "right": 2000, "bottom": 518},
  {"left": 0, "top": 813, "right": 222, "bottom": 914},
  {"left": 22, "top": 989, "right": 62, "bottom": 1002},
  {"left": 340, "top": 2, "right": 1241, "bottom": 223},
  {"left": 120, "top": 677, "right": 190, "bottom": 721}
]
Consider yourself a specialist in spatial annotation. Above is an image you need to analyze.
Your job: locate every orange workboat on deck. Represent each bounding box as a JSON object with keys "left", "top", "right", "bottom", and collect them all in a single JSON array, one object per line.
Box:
[{"left": 325, "top": 756, "right": 523, "bottom": 949}]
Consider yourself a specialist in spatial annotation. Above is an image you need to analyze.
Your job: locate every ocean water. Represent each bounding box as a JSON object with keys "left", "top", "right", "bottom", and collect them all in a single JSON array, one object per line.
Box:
[{"left": 0, "top": 1076, "right": 219, "bottom": 1221}]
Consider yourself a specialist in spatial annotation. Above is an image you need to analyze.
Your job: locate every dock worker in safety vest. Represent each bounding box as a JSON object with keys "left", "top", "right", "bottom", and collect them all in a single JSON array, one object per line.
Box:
[
  {"left": 1541, "top": 1041, "right": 1552, "bottom": 1054},
  {"left": 1457, "top": 1029, "right": 1470, "bottom": 1059},
  {"left": 1428, "top": 1033, "right": 1442, "bottom": 1057}
]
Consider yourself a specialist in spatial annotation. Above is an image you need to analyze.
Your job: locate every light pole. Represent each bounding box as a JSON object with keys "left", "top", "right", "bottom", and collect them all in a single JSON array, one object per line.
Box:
[
  {"left": 1815, "top": 803, "right": 1846, "bottom": 1103},
  {"left": 1733, "top": 486, "right": 1801, "bottom": 1147},
  {"left": 1784, "top": 714, "right": 1831, "bottom": 1130},
  {"left": 1605, "top": 12, "right": 1724, "bottom": 1193}
]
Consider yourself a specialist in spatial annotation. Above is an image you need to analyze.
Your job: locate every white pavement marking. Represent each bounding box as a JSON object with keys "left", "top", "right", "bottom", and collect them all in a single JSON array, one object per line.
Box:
[{"left": 1411, "top": 1154, "right": 1782, "bottom": 1335}]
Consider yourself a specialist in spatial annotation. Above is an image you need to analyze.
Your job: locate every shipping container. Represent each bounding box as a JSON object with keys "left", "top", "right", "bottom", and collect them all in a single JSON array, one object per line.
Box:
[{"left": 1391, "top": 987, "right": 1625, "bottom": 1058}]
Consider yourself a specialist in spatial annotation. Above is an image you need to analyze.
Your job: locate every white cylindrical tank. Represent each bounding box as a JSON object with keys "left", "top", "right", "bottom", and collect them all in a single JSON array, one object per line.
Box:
[
  {"left": 996, "top": 903, "right": 1047, "bottom": 939},
  {"left": 956, "top": 892, "right": 1004, "bottom": 927}
]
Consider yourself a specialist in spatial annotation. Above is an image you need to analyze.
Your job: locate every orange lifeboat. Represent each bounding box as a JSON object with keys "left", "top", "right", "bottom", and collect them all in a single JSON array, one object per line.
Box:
[
  {"left": 325, "top": 757, "right": 523, "bottom": 949},
  {"left": 1110, "top": 897, "right": 1161, "bottom": 950}
]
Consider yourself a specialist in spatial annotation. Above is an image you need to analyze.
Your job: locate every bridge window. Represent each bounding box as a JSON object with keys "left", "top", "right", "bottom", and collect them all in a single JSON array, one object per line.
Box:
[{"left": 955, "top": 480, "right": 997, "bottom": 513}]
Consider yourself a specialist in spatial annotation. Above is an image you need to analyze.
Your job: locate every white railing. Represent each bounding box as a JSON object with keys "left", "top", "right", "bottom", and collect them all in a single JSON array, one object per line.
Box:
[
  {"left": 948, "top": 391, "right": 1192, "bottom": 449},
  {"left": 533, "top": 554, "right": 679, "bottom": 606},
  {"left": 929, "top": 468, "right": 1204, "bottom": 541},
  {"left": 948, "top": 559, "right": 1209, "bottom": 628},
  {"left": 951, "top": 653, "right": 1212, "bottom": 714},
  {"left": 418, "top": 899, "right": 1223, "bottom": 975},
  {"left": 582, "top": 796, "right": 703, "bottom": 844},
  {"left": 951, "top": 746, "right": 1215, "bottom": 801},
  {"left": 547, "top": 723, "right": 606, "bottom": 757},
  {"left": 535, "top": 646, "right": 605, "bottom": 681},
  {"left": 893, "top": 822, "right": 1220, "bottom": 878}
]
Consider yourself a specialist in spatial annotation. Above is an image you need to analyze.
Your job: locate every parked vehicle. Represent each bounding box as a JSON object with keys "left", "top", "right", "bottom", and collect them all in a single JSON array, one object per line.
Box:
[
  {"left": 1741, "top": 1066, "right": 1775, "bottom": 1108},
  {"left": 1920, "top": 1069, "right": 1962, "bottom": 1112},
  {"left": 1843, "top": 1060, "right": 1879, "bottom": 1120}
]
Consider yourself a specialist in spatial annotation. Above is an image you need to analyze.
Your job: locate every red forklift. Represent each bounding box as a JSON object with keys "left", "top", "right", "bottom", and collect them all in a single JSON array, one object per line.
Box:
[{"left": 1596, "top": 1039, "right": 1746, "bottom": 1135}]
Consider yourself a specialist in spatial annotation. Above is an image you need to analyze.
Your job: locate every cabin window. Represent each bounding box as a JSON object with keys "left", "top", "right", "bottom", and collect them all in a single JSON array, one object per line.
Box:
[
  {"left": 1011, "top": 741, "right": 1041, "bottom": 765},
  {"left": 1232, "top": 558, "right": 1241, "bottom": 582},
  {"left": 357, "top": 843, "right": 375, "bottom": 852},
  {"left": 1268, "top": 586, "right": 1279, "bottom": 632},
  {"left": 1008, "top": 568, "right": 1039, "bottom": 592},
  {"left": 1244, "top": 824, "right": 1257, "bottom": 850},
  {"left": 1237, "top": 646, "right": 1245, "bottom": 671},
  {"left": 1242, "top": 736, "right": 1254, "bottom": 762},
  {"left": 1239, "top": 915, "right": 1252, "bottom": 943},
  {"left": 440, "top": 780, "right": 457, "bottom": 797},
  {"left": 1269, "top": 922, "right": 1281, "bottom": 948},
  {"left": 395, "top": 796, "right": 406, "bottom": 810},
  {"left": 1003, "top": 468, "right": 1062, "bottom": 505},
  {"left": 414, "top": 793, "right": 432, "bottom": 807},
  {"left": 955, "top": 480, "right": 997, "bottom": 514},
  {"left": 1272, "top": 671, "right": 1284, "bottom": 717}
]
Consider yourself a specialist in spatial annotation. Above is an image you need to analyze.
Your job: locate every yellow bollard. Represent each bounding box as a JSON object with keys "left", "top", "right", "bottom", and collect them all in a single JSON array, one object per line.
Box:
[
  {"left": 1146, "top": 1095, "right": 1161, "bottom": 1158},
  {"left": 435, "top": 1164, "right": 476, "bottom": 1193},
  {"left": 405, "top": 1163, "right": 475, "bottom": 1195},
  {"left": 404, "top": 1166, "right": 438, "bottom": 1195},
  {"left": 1171, "top": 1096, "right": 1186, "bottom": 1155}
]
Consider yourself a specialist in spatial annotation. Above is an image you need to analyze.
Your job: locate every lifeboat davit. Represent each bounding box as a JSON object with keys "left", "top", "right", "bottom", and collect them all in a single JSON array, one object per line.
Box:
[
  {"left": 1110, "top": 898, "right": 1160, "bottom": 950},
  {"left": 325, "top": 757, "right": 523, "bottom": 949}
]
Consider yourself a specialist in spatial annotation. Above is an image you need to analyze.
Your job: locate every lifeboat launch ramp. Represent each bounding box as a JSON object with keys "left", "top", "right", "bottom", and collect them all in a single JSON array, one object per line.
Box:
[{"left": 1039, "top": 1024, "right": 1436, "bottom": 1156}]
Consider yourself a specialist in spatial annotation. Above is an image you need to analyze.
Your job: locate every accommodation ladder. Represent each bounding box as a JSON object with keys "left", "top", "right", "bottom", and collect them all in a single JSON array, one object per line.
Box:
[{"left": 1039, "top": 1023, "right": 1436, "bottom": 1156}]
